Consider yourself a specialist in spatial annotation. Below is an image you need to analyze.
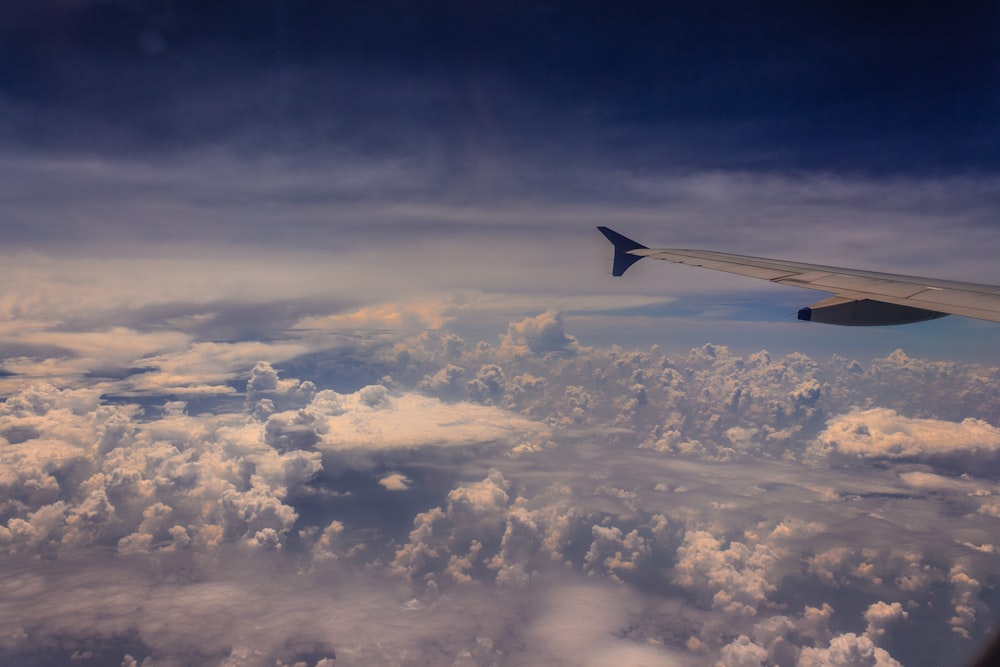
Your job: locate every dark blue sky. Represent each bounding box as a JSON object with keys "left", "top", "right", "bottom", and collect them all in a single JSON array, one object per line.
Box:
[{"left": 3, "top": 1, "right": 998, "bottom": 173}]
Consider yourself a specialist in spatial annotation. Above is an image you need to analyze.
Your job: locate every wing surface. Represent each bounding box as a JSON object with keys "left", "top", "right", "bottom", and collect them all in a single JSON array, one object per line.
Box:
[{"left": 598, "top": 227, "right": 1000, "bottom": 325}]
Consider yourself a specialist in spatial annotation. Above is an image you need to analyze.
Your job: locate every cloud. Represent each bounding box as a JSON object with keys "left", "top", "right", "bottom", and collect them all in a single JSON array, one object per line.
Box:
[
  {"left": 949, "top": 566, "right": 985, "bottom": 639},
  {"left": 378, "top": 473, "right": 411, "bottom": 491},
  {"left": 1, "top": 318, "right": 999, "bottom": 665},
  {"left": 294, "top": 301, "right": 453, "bottom": 334},
  {"left": 717, "top": 635, "right": 768, "bottom": 667},
  {"left": 673, "top": 529, "right": 782, "bottom": 618},
  {"left": 863, "top": 601, "right": 907, "bottom": 642},
  {"left": 583, "top": 524, "right": 651, "bottom": 578},
  {"left": 0, "top": 551, "right": 534, "bottom": 667},
  {"left": 500, "top": 311, "right": 582, "bottom": 357},
  {"left": 520, "top": 583, "right": 689, "bottom": 667},
  {"left": 127, "top": 341, "right": 315, "bottom": 394},
  {"left": 308, "top": 388, "right": 547, "bottom": 451},
  {"left": 796, "top": 633, "right": 902, "bottom": 667},
  {"left": 4, "top": 151, "right": 1000, "bottom": 289},
  {"left": 816, "top": 408, "right": 1000, "bottom": 463},
  {"left": 0, "top": 381, "right": 327, "bottom": 559}
]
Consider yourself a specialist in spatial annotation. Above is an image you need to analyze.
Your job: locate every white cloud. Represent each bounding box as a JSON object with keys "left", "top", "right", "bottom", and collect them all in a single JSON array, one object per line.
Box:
[
  {"left": 378, "top": 472, "right": 411, "bottom": 491},
  {"left": 294, "top": 300, "right": 453, "bottom": 333},
  {"left": 583, "top": 524, "right": 651, "bottom": 578},
  {"left": 796, "top": 633, "right": 902, "bottom": 667},
  {"left": 500, "top": 311, "right": 582, "bottom": 356},
  {"left": 311, "top": 388, "right": 548, "bottom": 451},
  {"left": 0, "top": 328, "right": 191, "bottom": 384},
  {"left": 128, "top": 340, "right": 315, "bottom": 394},
  {"left": 521, "top": 583, "right": 689, "bottom": 667},
  {"left": 717, "top": 635, "right": 767, "bottom": 667},
  {"left": 863, "top": 601, "right": 907, "bottom": 642},
  {"left": 948, "top": 566, "right": 984, "bottom": 639},
  {"left": 897, "top": 470, "right": 979, "bottom": 492},
  {"left": 816, "top": 408, "right": 1000, "bottom": 461},
  {"left": 673, "top": 529, "right": 781, "bottom": 618}
]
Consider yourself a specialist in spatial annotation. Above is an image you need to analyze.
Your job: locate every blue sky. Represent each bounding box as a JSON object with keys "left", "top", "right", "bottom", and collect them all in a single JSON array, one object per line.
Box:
[{"left": 2, "top": 3, "right": 1000, "bottom": 666}]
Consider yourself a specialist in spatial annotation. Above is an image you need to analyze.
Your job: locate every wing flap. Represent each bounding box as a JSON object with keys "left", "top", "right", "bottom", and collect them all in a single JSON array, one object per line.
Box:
[
  {"left": 782, "top": 274, "right": 933, "bottom": 299},
  {"left": 910, "top": 289, "right": 1000, "bottom": 310}
]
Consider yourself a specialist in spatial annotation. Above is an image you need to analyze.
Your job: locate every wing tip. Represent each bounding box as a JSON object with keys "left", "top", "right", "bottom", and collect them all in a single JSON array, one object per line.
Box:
[{"left": 597, "top": 227, "right": 647, "bottom": 276}]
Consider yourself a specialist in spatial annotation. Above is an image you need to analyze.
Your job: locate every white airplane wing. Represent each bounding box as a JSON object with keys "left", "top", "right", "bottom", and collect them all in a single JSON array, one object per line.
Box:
[{"left": 598, "top": 227, "right": 1000, "bottom": 326}]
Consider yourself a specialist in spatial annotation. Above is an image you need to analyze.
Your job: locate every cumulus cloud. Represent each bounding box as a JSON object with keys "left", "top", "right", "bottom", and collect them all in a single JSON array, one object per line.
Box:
[
  {"left": 674, "top": 529, "right": 782, "bottom": 618},
  {"left": 816, "top": 408, "right": 1000, "bottom": 462},
  {"left": 417, "top": 363, "right": 467, "bottom": 398},
  {"left": 717, "top": 635, "right": 767, "bottom": 667},
  {"left": 863, "top": 601, "right": 908, "bottom": 642},
  {"left": 949, "top": 566, "right": 985, "bottom": 639},
  {"left": 246, "top": 360, "right": 316, "bottom": 410},
  {"left": 500, "top": 311, "right": 582, "bottom": 356},
  {"left": 583, "top": 524, "right": 651, "bottom": 578},
  {"left": 0, "top": 381, "right": 327, "bottom": 561},
  {"left": 796, "top": 633, "right": 902, "bottom": 667},
  {"left": 1, "top": 314, "right": 1000, "bottom": 665}
]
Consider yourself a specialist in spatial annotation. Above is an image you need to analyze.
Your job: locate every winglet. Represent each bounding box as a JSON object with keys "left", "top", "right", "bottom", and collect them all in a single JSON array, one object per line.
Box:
[{"left": 597, "top": 227, "right": 648, "bottom": 276}]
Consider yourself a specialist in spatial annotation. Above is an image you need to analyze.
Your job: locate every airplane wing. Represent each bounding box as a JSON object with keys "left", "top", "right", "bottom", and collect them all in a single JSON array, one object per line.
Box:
[{"left": 598, "top": 226, "right": 1000, "bottom": 326}]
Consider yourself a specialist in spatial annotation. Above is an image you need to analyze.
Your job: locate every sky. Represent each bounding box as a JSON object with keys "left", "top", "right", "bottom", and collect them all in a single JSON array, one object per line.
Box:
[{"left": 1, "top": 2, "right": 1000, "bottom": 666}]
